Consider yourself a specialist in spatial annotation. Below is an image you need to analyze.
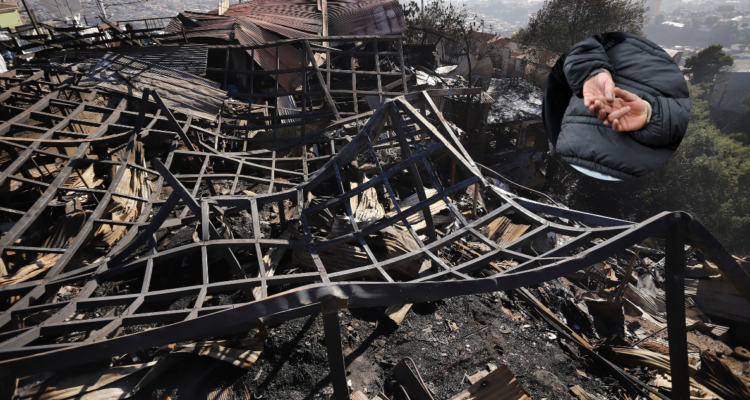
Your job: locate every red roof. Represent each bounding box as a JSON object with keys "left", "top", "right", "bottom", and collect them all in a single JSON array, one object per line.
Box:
[
  {"left": 468, "top": 31, "right": 496, "bottom": 42},
  {"left": 488, "top": 36, "right": 514, "bottom": 46}
]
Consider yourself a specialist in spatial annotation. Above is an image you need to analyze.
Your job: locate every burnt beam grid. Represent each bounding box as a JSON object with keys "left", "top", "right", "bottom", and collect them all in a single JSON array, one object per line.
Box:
[
  {"left": 0, "top": 71, "right": 748, "bottom": 400},
  {"left": 207, "top": 36, "right": 412, "bottom": 148},
  {"left": 5, "top": 18, "right": 180, "bottom": 55}
]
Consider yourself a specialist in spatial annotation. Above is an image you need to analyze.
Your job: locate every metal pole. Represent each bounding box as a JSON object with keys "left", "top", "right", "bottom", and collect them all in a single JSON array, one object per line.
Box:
[
  {"left": 321, "top": 297, "right": 349, "bottom": 400},
  {"left": 472, "top": 182, "right": 479, "bottom": 218},
  {"left": 95, "top": 0, "right": 108, "bottom": 21},
  {"left": 665, "top": 217, "right": 690, "bottom": 400},
  {"left": 615, "top": 248, "right": 640, "bottom": 302}
]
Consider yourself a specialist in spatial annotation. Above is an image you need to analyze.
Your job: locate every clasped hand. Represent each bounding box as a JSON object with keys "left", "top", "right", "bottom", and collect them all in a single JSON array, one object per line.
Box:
[{"left": 582, "top": 72, "right": 649, "bottom": 132}]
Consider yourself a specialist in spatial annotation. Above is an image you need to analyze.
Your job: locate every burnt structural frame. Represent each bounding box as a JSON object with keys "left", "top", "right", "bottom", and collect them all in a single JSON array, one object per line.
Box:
[
  {"left": 6, "top": 18, "right": 181, "bottom": 55},
  {"left": 0, "top": 70, "right": 748, "bottom": 400},
  {"left": 209, "top": 35, "right": 410, "bottom": 145}
]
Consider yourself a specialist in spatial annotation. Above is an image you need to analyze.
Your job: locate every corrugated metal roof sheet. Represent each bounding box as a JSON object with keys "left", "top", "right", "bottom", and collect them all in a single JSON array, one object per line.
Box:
[
  {"left": 213, "top": 0, "right": 406, "bottom": 38},
  {"left": 51, "top": 25, "right": 102, "bottom": 49},
  {"left": 78, "top": 53, "right": 225, "bottom": 121},
  {"left": 15, "top": 28, "right": 48, "bottom": 55},
  {"left": 234, "top": 17, "right": 304, "bottom": 92},
  {"left": 45, "top": 44, "right": 209, "bottom": 76},
  {"left": 278, "top": 95, "right": 301, "bottom": 124},
  {"left": 165, "top": 13, "right": 236, "bottom": 42},
  {"left": 15, "top": 37, "right": 44, "bottom": 55},
  {"left": 327, "top": 0, "right": 406, "bottom": 36},
  {"left": 223, "top": 1, "right": 321, "bottom": 37}
]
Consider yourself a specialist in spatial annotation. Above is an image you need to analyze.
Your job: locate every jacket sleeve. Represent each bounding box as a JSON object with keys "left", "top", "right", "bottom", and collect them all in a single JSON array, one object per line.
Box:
[
  {"left": 627, "top": 94, "right": 690, "bottom": 147},
  {"left": 562, "top": 34, "right": 615, "bottom": 98}
]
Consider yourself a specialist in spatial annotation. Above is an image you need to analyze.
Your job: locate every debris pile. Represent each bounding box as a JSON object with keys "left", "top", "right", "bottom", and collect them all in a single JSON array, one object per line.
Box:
[{"left": 0, "top": 3, "right": 749, "bottom": 400}]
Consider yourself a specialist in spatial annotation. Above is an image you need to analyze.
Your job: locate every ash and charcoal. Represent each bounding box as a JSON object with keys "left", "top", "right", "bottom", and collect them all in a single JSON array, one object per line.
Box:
[
  {"left": 233, "top": 294, "right": 614, "bottom": 400},
  {"left": 486, "top": 78, "right": 543, "bottom": 124}
]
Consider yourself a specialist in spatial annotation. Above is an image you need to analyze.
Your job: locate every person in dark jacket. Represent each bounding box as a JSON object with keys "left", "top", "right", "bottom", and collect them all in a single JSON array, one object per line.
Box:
[{"left": 543, "top": 32, "right": 690, "bottom": 180}]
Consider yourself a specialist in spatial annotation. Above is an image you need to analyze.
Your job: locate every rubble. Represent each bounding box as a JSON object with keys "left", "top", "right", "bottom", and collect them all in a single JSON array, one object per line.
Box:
[
  {"left": 0, "top": 3, "right": 748, "bottom": 400},
  {"left": 450, "top": 365, "right": 530, "bottom": 400}
]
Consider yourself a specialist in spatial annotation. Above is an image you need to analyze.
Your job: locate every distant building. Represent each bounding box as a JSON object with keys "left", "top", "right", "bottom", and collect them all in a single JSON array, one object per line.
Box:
[
  {"left": 488, "top": 36, "right": 519, "bottom": 52},
  {"left": 0, "top": 1, "right": 22, "bottom": 31},
  {"left": 504, "top": 47, "right": 559, "bottom": 88},
  {"left": 662, "top": 21, "right": 685, "bottom": 28}
]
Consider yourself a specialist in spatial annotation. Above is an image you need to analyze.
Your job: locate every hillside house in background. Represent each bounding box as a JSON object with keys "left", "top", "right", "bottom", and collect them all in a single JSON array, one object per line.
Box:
[{"left": 0, "top": 1, "right": 22, "bottom": 31}]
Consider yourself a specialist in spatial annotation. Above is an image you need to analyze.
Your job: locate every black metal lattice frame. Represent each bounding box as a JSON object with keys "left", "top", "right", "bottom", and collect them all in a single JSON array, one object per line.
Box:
[
  {"left": 0, "top": 73, "right": 748, "bottom": 400},
  {"left": 6, "top": 18, "right": 181, "bottom": 55},
  {"left": 210, "top": 35, "right": 410, "bottom": 145}
]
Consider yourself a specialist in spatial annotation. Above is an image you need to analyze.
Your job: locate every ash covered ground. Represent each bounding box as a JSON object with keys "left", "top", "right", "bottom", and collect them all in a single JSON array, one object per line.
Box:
[
  {"left": 241, "top": 292, "right": 618, "bottom": 400},
  {"left": 486, "top": 78, "right": 543, "bottom": 124}
]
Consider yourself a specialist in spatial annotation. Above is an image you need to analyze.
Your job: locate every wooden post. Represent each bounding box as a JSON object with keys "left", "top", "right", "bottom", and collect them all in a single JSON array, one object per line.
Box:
[
  {"left": 472, "top": 182, "right": 479, "bottom": 218},
  {"left": 321, "top": 0, "right": 329, "bottom": 47},
  {"left": 19, "top": 0, "right": 40, "bottom": 35},
  {"left": 615, "top": 248, "right": 640, "bottom": 303},
  {"left": 450, "top": 159, "right": 456, "bottom": 189},
  {"left": 419, "top": 98, "right": 427, "bottom": 143},
  {"left": 181, "top": 23, "right": 189, "bottom": 44}
]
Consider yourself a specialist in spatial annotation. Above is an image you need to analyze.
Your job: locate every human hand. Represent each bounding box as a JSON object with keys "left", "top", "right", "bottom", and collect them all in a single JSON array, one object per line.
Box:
[
  {"left": 583, "top": 71, "right": 615, "bottom": 116},
  {"left": 602, "top": 88, "right": 649, "bottom": 132}
]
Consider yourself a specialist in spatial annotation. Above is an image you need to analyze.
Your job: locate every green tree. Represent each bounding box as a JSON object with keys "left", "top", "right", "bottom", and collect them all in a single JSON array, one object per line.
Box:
[
  {"left": 402, "top": 0, "right": 488, "bottom": 53},
  {"left": 710, "top": 22, "right": 740, "bottom": 47},
  {"left": 664, "top": 85, "right": 750, "bottom": 247},
  {"left": 689, "top": 17, "right": 702, "bottom": 30},
  {"left": 716, "top": 5, "right": 735, "bottom": 12},
  {"left": 402, "top": 0, "right": 494, "bottom": 83},
  {"left": 704, "top": 15, "right": 720, "bottom": 26},
  {"left": 402, "top": 0, "right": 470, "bottom": 43},
  {"left": 683, "top": 44, "right": 734, "bottom": 83},
  {"left": 513, "top": 0, "right": 648, "bottom": 53}
]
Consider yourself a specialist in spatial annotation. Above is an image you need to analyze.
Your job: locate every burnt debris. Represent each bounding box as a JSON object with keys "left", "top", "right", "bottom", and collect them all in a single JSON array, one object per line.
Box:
[{"left": 0, "top": 2, "right": 749, "bottom": 400}]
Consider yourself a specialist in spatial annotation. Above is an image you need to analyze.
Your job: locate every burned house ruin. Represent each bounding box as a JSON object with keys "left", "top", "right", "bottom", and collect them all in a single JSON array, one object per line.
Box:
[{"left": 0, "top": 1, "right": 749, "bottom": 400}]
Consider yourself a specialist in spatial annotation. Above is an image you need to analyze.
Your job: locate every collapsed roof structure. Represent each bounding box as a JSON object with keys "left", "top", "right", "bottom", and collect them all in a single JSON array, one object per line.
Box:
[
  {"left": 0, "top": 2, "right": 749, "bottom": 400},
  {"left": 172, "top": 0, "right": 407, "bottom": 39}
]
